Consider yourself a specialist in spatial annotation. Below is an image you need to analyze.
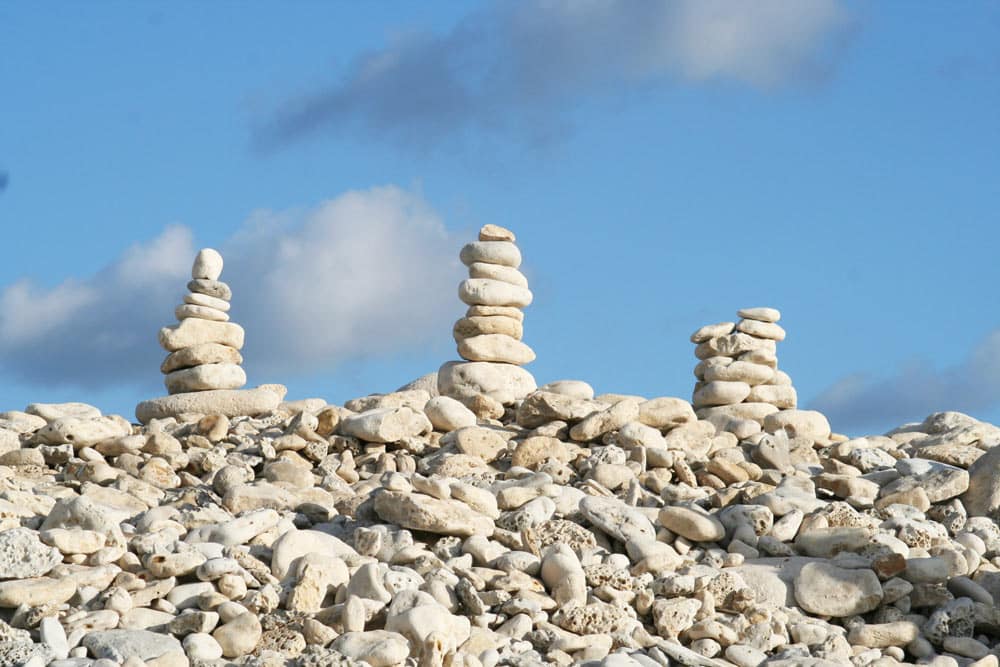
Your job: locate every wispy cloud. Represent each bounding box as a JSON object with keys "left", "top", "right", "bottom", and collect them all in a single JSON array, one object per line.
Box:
[
  {"left": 810, "top": 329, "right": 1000, "bottom": 434},
  {"left": 254, "top": 0, "right": 853, "bottom": 152},
  {"left": 0, "top": 186, "right": 460, "bottom": 390}
]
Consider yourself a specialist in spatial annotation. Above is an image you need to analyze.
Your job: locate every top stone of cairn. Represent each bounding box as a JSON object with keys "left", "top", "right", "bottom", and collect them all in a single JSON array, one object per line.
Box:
[{"left": 192, "top": 248, "right": 224, "bottom": 281}]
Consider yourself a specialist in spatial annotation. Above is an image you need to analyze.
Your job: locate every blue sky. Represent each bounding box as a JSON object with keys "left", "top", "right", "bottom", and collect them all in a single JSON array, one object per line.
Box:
[{"left": 1, "top": 1, "right": 998, "bottom": 435}]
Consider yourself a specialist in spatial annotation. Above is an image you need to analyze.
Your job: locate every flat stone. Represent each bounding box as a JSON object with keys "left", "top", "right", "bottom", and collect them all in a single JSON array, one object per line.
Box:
[
  {"left": 478, "top": 224, "right": 515, "bottom": 242},
  {"left": 36, "top": 416, "right": 130, "bottom": 447},
  {"left": 737, "top": 307, "right": 781, "bottom": 323},
  {"left": 459, "top": 241, "right": 521, "bottom": 268},
  {"left": 453, "top": 316, "right": 523, "bottom": 341},
  {"left": 736, "top": 319, "right": 786, "bottom": 341},
  {"left": 164, "top": 363, "right": 246, "bottom": 394},
  {"left": 25, "top": 402, "right": 101, "bottom": 421},
  {"left": 135, "top": 385, "right": 286, "bottom": 424},
  {"left": 690, "top": 322, "right": 735, "bottom": 344},
  {"left": 374, "top": 491, "right": 493, "bottom": 537},
  {"left": 159, "top": 319, "right": 244, "bottom": 352},
  {"left": 187, "top": 279, "right": 231, "bottom": 300},
  {"left": 175, "top": 303, "right": 229, "bottom": 322},
  {"left": 697, "top": 402, "right": 779, "bottom": 425},
  {"left": 516, "top": 391, "right": 606, "bottom": 428},
  {"left": 658, "top": 506, "right": 725, "bottom": 542},
  {"left": 467, "top": 262, "right": 528, "bottom": 287},
  {"left": 183, "top": 291, "right": 230, "bottom": 311},
  {"left": 458, "top": 334, "right": 535, "bottom": 365},
  {"left": 0, "top": 577, "right": 76, "bottom": 608},
  {"left": 160, "top": 343, "right": 243, "bottom": 374},
  {"left": 794, "top": 562, "right": 882, "bottom": 617},
  {"left": 0, "top": 528, "right": 61, "bottom": 579},
  {"left": 458, "top": 279, "right": 533, "bottom": 308},
  {"left": 438, "top": 361, "right": 536, "bottom": 405},
  {"left": 704, "top": 361, "right": 775, "bottom": 385},
  {"left": 638, "top": 397, "right": 697, "bottom": 429},
  {"left": 192, "top": 248, "right": 224, "bottom": 281},
  {"left": 465, "top": 304, "right": 524, "bottom": 321},
  {"left": 695, "top": 333, "right": 776, "bottom": 360},
  {"left": 580, "top": 496, "right": 656, "bottom": 543},
  {"left": 83, "top": 630, "right": 182, "bottom": 662}
]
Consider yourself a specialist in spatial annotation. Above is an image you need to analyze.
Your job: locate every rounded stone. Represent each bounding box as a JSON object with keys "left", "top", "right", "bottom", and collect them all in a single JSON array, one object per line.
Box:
[
  {"left": 793, "top": 562, "right": 883, "bottom": 617},
  {"left": 658, "top": 506, "right": 725, "bottom": 542},
  {"left": 192, "top": 248, "right": 224, "bottom": 281},
  {"left": 457, "top": 334, "right": 535, "bottom": 365},
  {"left": 459, "top": 241, "right": 521, "bottom": 268},
  {"left": 164, "top": 363, "right": 246, "bottom": 394}
]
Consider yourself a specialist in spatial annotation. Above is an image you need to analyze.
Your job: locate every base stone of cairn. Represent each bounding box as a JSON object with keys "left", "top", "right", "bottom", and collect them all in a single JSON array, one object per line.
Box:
[
  {"left": 135, "top": 248, "right": 284, "bottom": 424},
  {"left": 690, "top": 307, "right": 830, "bottom": 442},
  {"left": 438, "top": 225, "right": 537, "bottom": 418}
]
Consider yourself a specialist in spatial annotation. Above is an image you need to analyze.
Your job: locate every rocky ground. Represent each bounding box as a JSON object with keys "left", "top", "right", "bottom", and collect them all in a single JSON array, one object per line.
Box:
[{"left": 0, "top": 383, "right": 999, "bottom": 667}]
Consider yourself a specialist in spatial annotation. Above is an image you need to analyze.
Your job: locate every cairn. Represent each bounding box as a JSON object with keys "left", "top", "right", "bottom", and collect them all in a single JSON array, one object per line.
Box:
[
  {"left": 159, "top": 249, "right": 246, "bottom": 394},
  {"left": 690, "top": 307, "right": 799, "bottom": 432},
  {"left": 438, "top": 225, "right": 537, "bottom": 418},
  {"left": 135, "top": 248, "right": 285, "bottom": 423}
]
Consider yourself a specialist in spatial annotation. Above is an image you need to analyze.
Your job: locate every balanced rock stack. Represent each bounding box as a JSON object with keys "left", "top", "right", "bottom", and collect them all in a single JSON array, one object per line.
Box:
[
  {"left": 135, "top": 249, "right": 285, "bottom": 423},
  {"left": 438, "top": 225, "right": 537, "bottom": 418},
  {"left": 691, "top": 307, "right": 799, "bottom": 430},
  {"left": 160, "top": 249, "right": 246, "bottom": 394}
]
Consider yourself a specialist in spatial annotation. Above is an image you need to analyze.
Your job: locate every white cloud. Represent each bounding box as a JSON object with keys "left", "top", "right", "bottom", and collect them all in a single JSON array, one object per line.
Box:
[
  {"left": 810, "top": 329, "right": 1000, "bottom": 434},
  {"left": 0, "top": 186, "right": 461, "bottom": 389},
  {"left": 256, "top": 0, "right": 853, "bottom": 150}
]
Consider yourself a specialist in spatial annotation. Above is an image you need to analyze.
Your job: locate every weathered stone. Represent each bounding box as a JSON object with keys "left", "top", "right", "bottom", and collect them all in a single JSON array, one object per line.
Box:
[
  {"left": 458, "top": 278, "right": 533, "bottom": 308},
  {"left": 340, "top": 407, "right": 431, "bottom": 443},
  {"left": 165, "top": 363, "right": 246, "bottom": 393},
  {"left": 459, "top": 241, "right": 522, "bottom": 268},
  {"left": 437, "top": 361, "right": 536, "bottom": 405},
  {"left": 457, "top": 334, "right": 535, "bottom": 365},
  {"left": 135, "top": 385, "right": 285, "bottom": 423},
  {"left": 374, "top": 491, "right": 493, "bottom": 537},
  {"left": 158, "top": 318, "right": 244, "bottom": 352},
  {"left": 160, "top": 344, "right": 242, "bottom": 374},
  {"left": 0, "top": 528, "right": 62, "bottom": 579},
  {"left": 794, "top": 562, "right": 882, "bottom": 617}
]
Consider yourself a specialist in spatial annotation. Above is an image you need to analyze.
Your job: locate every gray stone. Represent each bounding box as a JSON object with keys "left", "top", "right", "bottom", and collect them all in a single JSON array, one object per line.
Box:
[{"left": 0, "top": 528, "right": 61, "bottom": 579}]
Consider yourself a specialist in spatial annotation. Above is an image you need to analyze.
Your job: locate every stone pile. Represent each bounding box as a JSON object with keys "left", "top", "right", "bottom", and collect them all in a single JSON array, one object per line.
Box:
[
  {"left": 135, "top": 250, "right": 285, "bottom": 424},
  {"left": 691, "top": 308, "right": 813, "bottom": 441},
  {"left": 438, "top": 225, "right": 537, "bottom": 419},
  {"left": 160, "top": 249, "right": 246, "bottom": 396},
  {"left": 1, "top": 380, "right": 1000, "bottom": 667}
]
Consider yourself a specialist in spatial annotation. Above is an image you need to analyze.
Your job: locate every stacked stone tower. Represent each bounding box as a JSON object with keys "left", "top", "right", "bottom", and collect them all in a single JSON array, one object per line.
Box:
[
  {"left": 159, "top": 249, "right": 247, "bottom": 394},
  {"left": 690, "top": 307, "right": 797, "bottom": 428},
  {"left": 438, "top": 225, "right": 537, "bottom": 418},
  {"left": 135, "top": 248, "right": 285, "bottom": 423}
]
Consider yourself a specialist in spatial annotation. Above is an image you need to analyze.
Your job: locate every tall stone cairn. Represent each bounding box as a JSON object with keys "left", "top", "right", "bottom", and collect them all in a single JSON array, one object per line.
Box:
[
  {"left": 690, "top": 307, "right": 797, "bottom": 429},
  {"left": 158, "top": 249, "right": 247, "bottom": 394},
  {"left": 437, "top": 225, "right": 537, "bottom": 418}
]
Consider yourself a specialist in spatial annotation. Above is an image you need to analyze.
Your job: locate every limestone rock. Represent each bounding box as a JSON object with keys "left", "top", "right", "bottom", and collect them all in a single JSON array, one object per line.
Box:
[
  {"left": 374, "top": 491, "right": 493, "bottom": 537},
  {"left": 160, "top": 343, "right": 243, "bottom": 374},
  {"left": 164, "top": 363, "right": 246, "bottom": 394},
  {"left": 340, "top": 407, "right": 432, "bottom": 443},
  {"left": 0, "top": 528, "right": 61, "bottom": 579},
  {"left": 158, "top": 319, "right": 245, "bottom": 352},
  {"left": 458, "top": 279, "right": 533, "bottom": 308},
  {"left": 794, "top": 562, "right": 882, "bottom": 617},
  {"left": 457, "top": 334, "right": 535, "bottom": 365},
  {"left": 135, "top": 385, "right": 285, "bottom": 423},
  {"left": 438, "top": 361, "right": 536, "bottom": 405}
]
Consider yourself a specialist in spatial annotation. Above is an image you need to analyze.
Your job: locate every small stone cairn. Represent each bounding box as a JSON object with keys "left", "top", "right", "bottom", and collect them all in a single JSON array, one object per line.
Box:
[
  {"left": 134, "top": 248, "right": 285, "bottom": 423},
  {"left": 437, "top": 225, "right": 537, "bottom": 418},
  {"left": 691, "top": 307, "right": 801, "bottom": 433},
  {"left": 159, "top": 249, "right": 246, "bottom": 394}
]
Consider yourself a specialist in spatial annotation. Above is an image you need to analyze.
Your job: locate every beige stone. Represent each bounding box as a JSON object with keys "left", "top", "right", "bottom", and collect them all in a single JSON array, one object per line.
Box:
[
  {"left": 737, "top": 307, "right": 781, "bottom": 323},
  {"left": 175, "top": 303, "right": 229, "bottom": 322},
  {"left": 736, "top": 319, "right": 786, "bottom": 341},
  {"left": 135, "top": 385, "right": 285, "bottom": 423},
  {"left": 165, "top": 363, "right": 246, "bottom": 394},
  {"left": 438, "top": 361, "right": 536, "bottom": 405},
  {"left": 453, "top": 316, "right": 523, "bottom": 341},
  {"left": 693, "top": 381, "right": 751, "bottom": 408},
  {"left": 658, "top": 507, "right": 725, "bottom": 542},
  {"left": 690, "top": 322, "right": 735, "bottom": 344},
  {"left": 458, "top": 279, "right": 533, "bottom": 308},
  {"left": 159, "top": 319, "right": 244, "bottom": 352},
  {"left": 192, "top": 248, "right": 224, "bottom": 281},
  {"left": 374, "top": 491, "right": 493, "bottom": 537},
  {"left": 458, "top": 334, "right": 535, "bottom": 365},
  {"left": 467, "top": 262, "right": 528, "bottom": 287},
  {"left": 478, "top": 224, "right": 515, "bottom": 242},
  {"left": 459, "top": 241, "right": 521, "bottom": 268},
  {"left": 160, "top": 344, "right": 242, "bottom": 374}
]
